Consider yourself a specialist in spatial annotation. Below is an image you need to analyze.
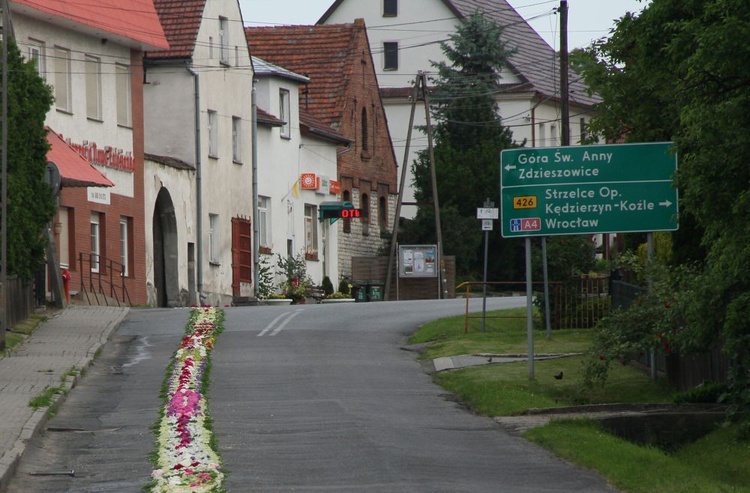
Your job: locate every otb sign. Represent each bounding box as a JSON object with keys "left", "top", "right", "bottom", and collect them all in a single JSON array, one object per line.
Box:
[
  {"left": 500, "top": 142, "right": 679, "bottom": 237},
  {"left": 320, "top": 207, "right": 363, "bottom": 219}
]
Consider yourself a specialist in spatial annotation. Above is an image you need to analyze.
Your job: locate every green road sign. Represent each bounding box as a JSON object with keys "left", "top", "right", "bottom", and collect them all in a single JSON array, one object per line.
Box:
[{"left": 500, "top": 142, "right": 678, "bottom": 238}]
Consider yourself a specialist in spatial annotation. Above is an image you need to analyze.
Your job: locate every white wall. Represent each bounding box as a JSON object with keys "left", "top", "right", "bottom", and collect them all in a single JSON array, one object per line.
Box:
[
  {"left": 143, "top": 160, "right": 197, "bottom": 306},
  {"left": 17, "top": 15, "right": 135, "bottom": 191},
  {"left": 255, "top": 76, "right": 341, "bottom": 291},
  {"left": 143, "top": 0, "right": 255, "bottom": 306}
]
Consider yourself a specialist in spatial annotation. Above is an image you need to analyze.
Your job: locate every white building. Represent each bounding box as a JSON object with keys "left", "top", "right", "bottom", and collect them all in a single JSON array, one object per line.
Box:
[
  {"left": 143, "top": 0, "right": 255, "bottom": 306},
  {"left": 253, "top": 57, "right": 349, "bottom": 291},
  {"left": 320, "top": 0, "right": 600, "bottom": 218}
]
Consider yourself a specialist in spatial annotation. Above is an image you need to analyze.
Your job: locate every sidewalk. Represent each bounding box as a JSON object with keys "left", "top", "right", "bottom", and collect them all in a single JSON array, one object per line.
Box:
[{"left": 0, "top": 305, "right": 129, "bottom": 491}]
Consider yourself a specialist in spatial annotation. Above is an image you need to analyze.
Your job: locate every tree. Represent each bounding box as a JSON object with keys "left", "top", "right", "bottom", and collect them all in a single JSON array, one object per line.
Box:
[
  {"left": 574, "top": 0, "right": 750, "bottom": 417},
  {"left": 400, "top": 13, "right": 523, "bottom": 280},
  {"left": 2, "top": 40, "right": 55, "bottom": 281}
]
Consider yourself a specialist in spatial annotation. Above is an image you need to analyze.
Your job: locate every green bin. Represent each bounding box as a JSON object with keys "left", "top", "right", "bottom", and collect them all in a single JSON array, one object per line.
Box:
[
  {"left": 352, "top": 282, "right": 368, "bottom": 302},
  {"left": 367, "top": 281, "right": 384, "bottom": 302}
]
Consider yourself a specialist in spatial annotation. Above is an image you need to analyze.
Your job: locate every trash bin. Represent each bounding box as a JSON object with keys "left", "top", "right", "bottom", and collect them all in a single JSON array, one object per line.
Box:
[
  {"left": 367, "top": 281, "right": 384, "bottom": 302},
  {"left": 352, "top": 282, "right": 368, "bottom": 302}
]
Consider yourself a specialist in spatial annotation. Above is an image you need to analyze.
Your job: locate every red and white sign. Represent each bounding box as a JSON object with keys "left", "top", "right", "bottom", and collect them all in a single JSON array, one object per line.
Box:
[{"left": 300, "top": 173, "right": 318, "bottom": 190}]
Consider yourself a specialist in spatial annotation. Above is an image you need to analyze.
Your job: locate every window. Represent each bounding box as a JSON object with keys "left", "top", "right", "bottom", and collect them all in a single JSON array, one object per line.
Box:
[
  {"left": 342, "top": 190, "right": 352, "bottom": 234},
  {"left": 54, "top": 46, "right": 72, "bottom": 112},
  {"left": 361, "top": 193, "right": 370, "bottom": 236},
  {"left": 537, "top": 122, "right": 546, "bottom": 147},
  {"left": 116, "top": 64, "right": 132, "bottom": 127},
  {"left": 258, "top": 196, "right": 271, "bottom": 251},
  {"left": 550, "top": 123, "right": 558, "bottom": 146},
  {"left": 304, "top": 204, "right": 318, "bottom": 259},
  {"left": 120, "top": 216, "right": 131, "bottom": 277},
  {"left": 232, "top": 116, "right": 242, "bottom": 163},
  {"left": 383, "top": 42, "right": 399, "bottom": 70},
  {"left": 279, "top": 89, "right": 291, "bottom": 139},
  {"left": 361, "top": 107, "right": 369, "bottom": 152},
  {"left": 219, "top": 16, "right": 229, "bottom": 65},
  {"left": 379, "top": 196, "right": 388, "bottom": 233},
  {"left": 90, "top": 212, "right": 101, "bottom": 273},
  {"left": 579, "top": 117, "right": 587, "bottom": 143},
  {"left": 208, "top": 110, "right": 218, "bottom": 158},
  {"left": 28, "top": 39, "right": 46, "bottom": 78},
  {"left": 209, "top": 36, "right": 214, "bottom": 59},
  {"left": 384, "top": 0, "right": 398, "bottom": 16},
  {"left": 209, "top": 213, "right": 220, "bottom": 264},
  {"left": 58, "top": 207, "right": 70, "bottom": 267},
  {"left": 85, "top": 55, "right": 102, "bottom": 120}
]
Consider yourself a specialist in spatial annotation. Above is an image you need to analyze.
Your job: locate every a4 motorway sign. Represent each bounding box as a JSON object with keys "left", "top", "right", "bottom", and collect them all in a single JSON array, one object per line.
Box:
[{"left": 500, "top": 142, "right": 678, "bottom": 238}]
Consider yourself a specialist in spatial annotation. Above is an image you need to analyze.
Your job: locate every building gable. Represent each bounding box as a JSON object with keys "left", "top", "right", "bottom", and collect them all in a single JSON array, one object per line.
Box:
[{"left": 319, "top": 0, "right": 598, "bottom": 107}]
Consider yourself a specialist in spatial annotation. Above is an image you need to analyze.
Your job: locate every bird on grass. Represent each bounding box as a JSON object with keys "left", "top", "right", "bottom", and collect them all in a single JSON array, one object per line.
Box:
[{"left": 553, "top": 371, "right": 564, "bottom": 380}]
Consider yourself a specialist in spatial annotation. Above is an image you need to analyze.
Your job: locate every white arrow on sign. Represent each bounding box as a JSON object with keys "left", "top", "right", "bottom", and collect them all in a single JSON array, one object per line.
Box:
[
  {"left": 659, "top": 200, "right": 673, "bottom": 208},
  {"left": 504, "top": 164, "right": 516, "bottom": 172}
]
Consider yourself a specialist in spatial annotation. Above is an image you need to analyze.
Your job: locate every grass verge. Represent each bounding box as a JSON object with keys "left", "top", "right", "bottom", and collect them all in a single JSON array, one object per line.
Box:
[{"left": 412, "top": 307, "right": 749, "bottom": 493}]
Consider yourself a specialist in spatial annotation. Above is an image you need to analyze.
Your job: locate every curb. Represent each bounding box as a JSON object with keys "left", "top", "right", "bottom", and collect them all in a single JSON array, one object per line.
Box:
[{"left": 0, "top": 307, "right": 129, "bottom": 491}]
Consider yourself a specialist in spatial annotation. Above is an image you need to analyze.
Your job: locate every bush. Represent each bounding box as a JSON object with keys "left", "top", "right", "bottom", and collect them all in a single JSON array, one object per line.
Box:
[
  {"left": 337, "top": 279, "right": 351, "bottom": 296},
  {"left": 276, "top": 254, "right": 312, "bottom": 303},
  {"left": 322, "top": 276, "right": 334, "bottom": 296},
  {"left": 673, "top": 382, "right": 728, "bottom": 404}
]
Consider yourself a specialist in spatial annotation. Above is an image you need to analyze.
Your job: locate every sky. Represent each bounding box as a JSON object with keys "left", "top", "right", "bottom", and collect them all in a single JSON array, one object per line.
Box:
[{"left": 239, "top": 0, "right": 650, "bottom": 50}]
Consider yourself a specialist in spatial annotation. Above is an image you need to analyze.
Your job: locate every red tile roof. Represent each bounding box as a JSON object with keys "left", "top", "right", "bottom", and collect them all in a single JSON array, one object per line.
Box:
[
  {"left": 245, "top": 21, "right": 365, "bottom": 127},
  {"left": 299, "top": 109, "right": 350, "bottom": 145},
  {"left": 12, "top": 0, "right": 169, "bottom": 50},
  {"left": 256, "top": 108, "right": 284, "bottom": 127},
  {"left": 146, "top": 0, "right": 206, "bottom": 59},
  {"left": 46, "top": 128, "right": 114, "bottom": 188}
]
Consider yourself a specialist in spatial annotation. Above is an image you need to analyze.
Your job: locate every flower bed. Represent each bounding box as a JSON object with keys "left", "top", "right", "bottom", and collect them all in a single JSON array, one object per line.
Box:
[{"left": 148, "top": 307, "right": 226, "bottom": 492}]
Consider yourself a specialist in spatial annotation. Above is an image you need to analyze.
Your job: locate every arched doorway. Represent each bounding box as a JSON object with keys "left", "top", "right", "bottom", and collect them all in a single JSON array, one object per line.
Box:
[{"left": 153, "top": 188, "right": 179, "bottom": 307}]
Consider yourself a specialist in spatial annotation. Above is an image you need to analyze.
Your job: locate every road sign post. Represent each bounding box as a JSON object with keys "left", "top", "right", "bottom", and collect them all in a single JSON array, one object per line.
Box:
[{"left": 500, "top": 142, "right": 678, "bottom": 381}]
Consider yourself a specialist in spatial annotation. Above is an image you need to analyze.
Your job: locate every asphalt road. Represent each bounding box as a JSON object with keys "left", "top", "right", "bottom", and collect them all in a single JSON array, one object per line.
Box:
[{"left": 6, "top": 298, "right": 618, "bottom": 492}]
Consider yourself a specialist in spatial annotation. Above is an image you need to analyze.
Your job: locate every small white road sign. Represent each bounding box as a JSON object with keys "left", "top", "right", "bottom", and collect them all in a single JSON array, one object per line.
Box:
[{"left": 477, "top": 207, "right": 499, "bottom": 219}]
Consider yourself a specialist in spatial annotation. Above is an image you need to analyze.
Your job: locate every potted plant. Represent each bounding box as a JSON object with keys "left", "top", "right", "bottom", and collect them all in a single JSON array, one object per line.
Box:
[
  {"left": 276, "top": 253, "right": 312, "bottom": 304},
  {"left": 322, "top": 279, "right": 354, "bottom": 303},
  {"left": 257, "top": 255, "right": 291, "bottom": 305}
]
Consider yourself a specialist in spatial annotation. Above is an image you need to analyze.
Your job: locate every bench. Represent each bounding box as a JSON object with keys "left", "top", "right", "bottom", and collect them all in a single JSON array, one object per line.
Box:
[{"left": 308, "top": 285, "right": 327, "bottom": 304}]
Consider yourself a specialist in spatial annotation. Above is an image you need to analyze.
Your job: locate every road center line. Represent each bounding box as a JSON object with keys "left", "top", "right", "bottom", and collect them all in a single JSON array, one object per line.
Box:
[{"left": 257, "top": 310, "right": 302, "bottom": 337}]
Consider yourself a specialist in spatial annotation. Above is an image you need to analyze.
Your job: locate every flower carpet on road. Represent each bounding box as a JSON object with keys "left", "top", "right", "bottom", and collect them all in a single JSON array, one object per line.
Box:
[{"left": 149, "top": 307, "right": 226, "bottom": 492}]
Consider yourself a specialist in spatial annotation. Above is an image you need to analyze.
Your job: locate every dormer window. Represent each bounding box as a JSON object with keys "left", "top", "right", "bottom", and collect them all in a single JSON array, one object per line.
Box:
[{"left": 384, "top": 0, "right": 397, "bottom": 17}]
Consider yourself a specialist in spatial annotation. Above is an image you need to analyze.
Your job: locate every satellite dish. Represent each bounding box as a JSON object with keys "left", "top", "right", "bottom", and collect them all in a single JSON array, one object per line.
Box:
[{"left": 46, "top": 161, "right": 62, "bottom": 196}]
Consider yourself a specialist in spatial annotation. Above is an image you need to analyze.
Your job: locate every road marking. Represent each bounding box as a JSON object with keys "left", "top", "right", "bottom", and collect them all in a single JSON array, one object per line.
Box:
[{"left": 257, "top": 310, "right": 303, "bottom": 337}]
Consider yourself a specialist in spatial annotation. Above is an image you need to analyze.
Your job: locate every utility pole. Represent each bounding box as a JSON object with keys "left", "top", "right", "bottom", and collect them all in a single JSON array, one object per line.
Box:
[
  {"left": 384, "top": 72, "right": 445, "bottom": 300},
  {"left": 0, "top": 0, "right": 11, "bottom": 350},
  {"left": 559, "top": 0, "right": 570, "bottom": 146}
]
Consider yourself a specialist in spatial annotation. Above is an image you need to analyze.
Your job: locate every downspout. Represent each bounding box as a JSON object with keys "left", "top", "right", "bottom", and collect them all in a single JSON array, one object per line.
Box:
[
  {"left": 187, "top": 64, "right": 203, "bottom": 302},
  {"left": 252, "top": 78, "right": 260, "bottom": 299}
]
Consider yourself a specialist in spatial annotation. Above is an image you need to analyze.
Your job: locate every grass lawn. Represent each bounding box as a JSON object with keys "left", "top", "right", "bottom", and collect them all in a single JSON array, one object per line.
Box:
[
  {"left": 411, "top": 307, "right": 749, "bottom": 493},
  {"left": 2, "top": 314, "right": 48, "bottom": 356}
]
